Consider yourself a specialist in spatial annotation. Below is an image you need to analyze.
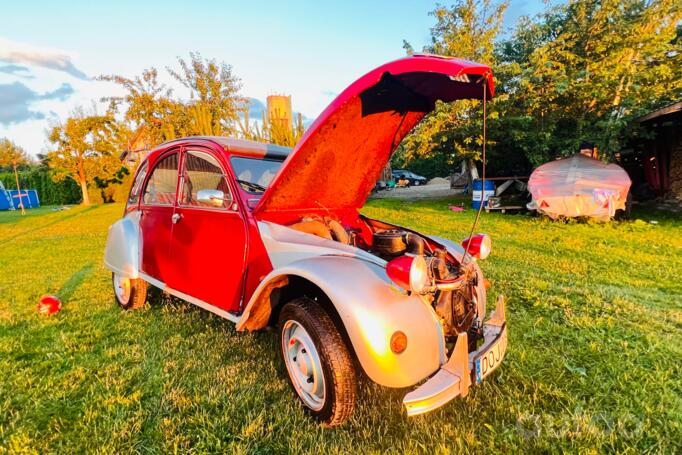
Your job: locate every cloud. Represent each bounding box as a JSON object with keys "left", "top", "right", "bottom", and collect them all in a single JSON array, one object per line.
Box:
[
  {"left": 0, "top": 64, "right": 34, "bottom": 79},
  {"left": 42, "top": 83, "right": 75, "bottom": 101},
  {"left": 0, "top": 37, "right": 88, "bottom": 80},
  {"left": 0, "top": 81, "right": 75, "bottom": 125}
]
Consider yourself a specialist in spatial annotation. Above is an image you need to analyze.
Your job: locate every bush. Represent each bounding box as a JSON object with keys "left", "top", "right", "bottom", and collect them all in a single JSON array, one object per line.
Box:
[
  {"left": 102, "top": 173, "right": 133, "bottom": 203},
  {"left": 87, "top": 186, "right": 105, "bottom": 205},
  {"left": 0, "top": 166, "right": 81, "bottom": 205}
]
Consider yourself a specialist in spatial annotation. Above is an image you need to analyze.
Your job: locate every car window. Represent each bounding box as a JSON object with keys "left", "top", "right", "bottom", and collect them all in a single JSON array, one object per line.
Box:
[
  {"left": 180, "top": 150, "right": 233, "bottom": 209},
  {"left": 143, "top": 153, "right": 179, "bottom": 205},
  {"left": 127, "top": 161, "right": 148, "bottom": 207},
  {"left": 230, "top": 157, "right": 283, "bottom": 194}
]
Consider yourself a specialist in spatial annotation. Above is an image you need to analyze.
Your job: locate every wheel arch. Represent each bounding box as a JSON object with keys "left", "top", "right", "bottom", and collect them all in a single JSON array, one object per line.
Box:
[
  {"left": 272, "top": 276, "right": 355, "bottom": 360},
  {"left": 104, "top": 212, "right": 141, "bottom": 279},
  {"left": 237, "top": 256, "right": 444, "bottom": 388}
]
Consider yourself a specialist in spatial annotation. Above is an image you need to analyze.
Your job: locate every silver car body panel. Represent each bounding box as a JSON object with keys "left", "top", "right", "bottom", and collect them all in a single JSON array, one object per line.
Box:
[
  {"left": 104, "top": 211, "right": 141, "bottom": 279},
  {"left": 403, "top": 296, "right": 507, "bottom": 416},
  {"left": 237, "top": 221, "right": 446, "bottom": 388}
]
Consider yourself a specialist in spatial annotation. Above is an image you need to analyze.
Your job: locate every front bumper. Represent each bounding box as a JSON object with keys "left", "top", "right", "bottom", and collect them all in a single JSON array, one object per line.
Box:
[{"left": 403, "top": 296, "right": 508, "bottom": 416}]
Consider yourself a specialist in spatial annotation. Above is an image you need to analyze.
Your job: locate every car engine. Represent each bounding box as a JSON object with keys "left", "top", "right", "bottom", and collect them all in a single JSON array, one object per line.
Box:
[
  {"left": 370, "top": 229, "right": 480, "bottom": 340},
  {"left": 289, "top": 219, "right": 482, "bottom": 347}
]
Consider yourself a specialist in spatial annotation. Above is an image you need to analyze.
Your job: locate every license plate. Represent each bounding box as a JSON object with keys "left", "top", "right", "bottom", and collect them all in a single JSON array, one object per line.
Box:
[{"left": 473, "top": 324, "right": 507, "bottom": 384}]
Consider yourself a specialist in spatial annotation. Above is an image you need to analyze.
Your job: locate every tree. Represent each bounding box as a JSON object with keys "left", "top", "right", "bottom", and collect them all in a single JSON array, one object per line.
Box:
[
  {"left": 168, "top": 52, "right": 245, "bottom": 136},
  {"left": 401, "top": 0, "right": 682, "bottom": 176},
  {"left": 101, "top": 53, "right": 246, "bottom": 150},
  {"left": 399, "top": 0, "right": 509, "bottom": 179},
  {"left": 100, "top": 68, "right": 186, "bottom": 147},
  {"left": 0, "top": 138, "right": 33, "bottom": 213},
  {"left": 47, "top": 110, "right": 124, "bottom": 205},
  {"left": 0, "top": 138, "right": 31, "bottom": 171},
  {"left": 237, "top": 102, "right": 306, "bottom": 147},
  {"left": 497, "top": 0, "right": 682, "bottom": 163}
]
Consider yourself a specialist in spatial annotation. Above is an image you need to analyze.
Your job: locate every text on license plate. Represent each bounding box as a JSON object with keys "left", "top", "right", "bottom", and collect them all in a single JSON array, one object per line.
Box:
[{"left": 474, "top": 325, "right": 508, "bottom": 384}]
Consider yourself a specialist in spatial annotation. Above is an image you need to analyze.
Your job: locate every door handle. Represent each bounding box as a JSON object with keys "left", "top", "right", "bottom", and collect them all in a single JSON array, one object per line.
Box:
[{"left": 172, "top": 213, "right": 182, "bottom": 224}]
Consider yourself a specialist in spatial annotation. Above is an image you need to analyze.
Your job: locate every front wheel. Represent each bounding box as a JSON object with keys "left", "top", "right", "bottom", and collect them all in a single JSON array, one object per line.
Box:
[
  {"left": 112, "top": 272, "right": 148, "bottom": 310},
  {"left": 279, "top": 298, "right": 357, "bottom": 426}
]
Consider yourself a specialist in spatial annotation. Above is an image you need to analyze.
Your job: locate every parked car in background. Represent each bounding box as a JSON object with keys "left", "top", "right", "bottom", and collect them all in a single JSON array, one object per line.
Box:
[
  {"left": 392, "top": 169, "right": 428, "bottom": 186},
  {"left": 104, "top": 55, "right": 506, "bottom": 426}
]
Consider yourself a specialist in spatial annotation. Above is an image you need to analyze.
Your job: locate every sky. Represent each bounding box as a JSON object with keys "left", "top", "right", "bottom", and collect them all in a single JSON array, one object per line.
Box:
[{"left": 0, "top": 0, "right": 550, "bottom": 158}]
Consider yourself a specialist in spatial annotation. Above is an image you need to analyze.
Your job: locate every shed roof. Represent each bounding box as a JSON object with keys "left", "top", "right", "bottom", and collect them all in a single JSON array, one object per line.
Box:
[{"left": 636, "top": 101, "right": 682, "bottom": 123}]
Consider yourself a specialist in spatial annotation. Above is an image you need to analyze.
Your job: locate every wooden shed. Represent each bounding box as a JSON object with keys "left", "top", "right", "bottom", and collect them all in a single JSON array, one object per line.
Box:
[{"left": 620, "top": 101, "right": 682, "bottom": 200}]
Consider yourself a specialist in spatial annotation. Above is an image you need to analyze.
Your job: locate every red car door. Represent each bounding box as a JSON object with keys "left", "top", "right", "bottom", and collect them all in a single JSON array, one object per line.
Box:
[
  {"left": 139, "top": 150, "right": 181, "bottom": 283},
  {"left": 167, "top": 148, "right": 248, "bottom": 313}
]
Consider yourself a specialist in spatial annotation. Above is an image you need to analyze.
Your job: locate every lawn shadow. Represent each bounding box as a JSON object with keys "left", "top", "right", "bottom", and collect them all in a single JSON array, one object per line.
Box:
[
  {"left": 0, "top": 206, "right": 97, "bottom": 244},
  {"left": 57, "top": 262, "right": 95, "bottom": 302}
]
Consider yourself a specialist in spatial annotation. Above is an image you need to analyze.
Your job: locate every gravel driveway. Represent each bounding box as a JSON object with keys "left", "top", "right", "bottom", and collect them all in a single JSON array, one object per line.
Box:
[{"left": 369, "top": 183, "right": 465, "bottom": 200}]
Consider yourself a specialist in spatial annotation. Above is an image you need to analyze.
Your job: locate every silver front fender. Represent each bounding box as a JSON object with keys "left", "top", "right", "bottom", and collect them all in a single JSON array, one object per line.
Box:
[
  {"left": 240, "top": 255, "right": 446, "bottom": 388},
  {"left": 103, "top": 212, "right": 141, "bottom": 279}
]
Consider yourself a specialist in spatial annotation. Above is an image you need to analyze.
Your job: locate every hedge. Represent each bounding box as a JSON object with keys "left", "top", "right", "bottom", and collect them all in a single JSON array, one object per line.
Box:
[{"left": 0, "top": 167, "right": 82, "bottom": 205}]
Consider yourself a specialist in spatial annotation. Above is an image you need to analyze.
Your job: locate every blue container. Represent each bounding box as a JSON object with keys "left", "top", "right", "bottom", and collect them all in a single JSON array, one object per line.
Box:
[
  {"left": 0, "top": 190, "right": 13, "bottom": 210},
  {"left": 9, "top": 190, "right": 32, "bottom": 209},
  {"left": 472, "top": 179, "right": 495, "bottom": 209},
  {"left": 27, "top": 189, "right": 40, "bottom": 207}
]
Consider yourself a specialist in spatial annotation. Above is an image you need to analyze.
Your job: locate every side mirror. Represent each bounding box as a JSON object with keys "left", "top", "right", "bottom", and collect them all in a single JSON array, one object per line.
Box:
[{"left": 197, "top": 189, "right": 226, "bottom": 208}]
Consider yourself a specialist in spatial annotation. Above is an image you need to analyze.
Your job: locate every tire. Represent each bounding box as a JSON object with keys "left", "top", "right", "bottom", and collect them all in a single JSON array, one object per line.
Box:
[
  {"left": 615, "top": 191, "right": 633, "bottom": 221},
  {"left": 278, "top": 298, "right": 357, "bottom": 426},
  {"left": 413, "top": 180, "right": 420, "bottom": 186},
  {"left": 112, "top": 272, "right": 148, "bottom": 310}
]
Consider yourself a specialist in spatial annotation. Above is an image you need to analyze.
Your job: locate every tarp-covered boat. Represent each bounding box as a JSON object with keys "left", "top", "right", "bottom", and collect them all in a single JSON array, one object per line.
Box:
[{"left": 528, "top": 154, "right": 631, "bottom": 221}]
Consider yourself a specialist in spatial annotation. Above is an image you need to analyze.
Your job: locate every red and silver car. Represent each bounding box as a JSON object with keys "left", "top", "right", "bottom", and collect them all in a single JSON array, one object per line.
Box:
[{"left": 104, "top": 55, "right": 507, "bottom": 426}]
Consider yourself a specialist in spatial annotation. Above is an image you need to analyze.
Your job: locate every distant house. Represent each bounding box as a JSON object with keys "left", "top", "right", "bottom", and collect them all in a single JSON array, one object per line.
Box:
[
  {"left": 120, "top": 126, "right": 154, "bottom": 167},
  {"left": 621, "top": 101, "right": 682, "bottom": 200}
]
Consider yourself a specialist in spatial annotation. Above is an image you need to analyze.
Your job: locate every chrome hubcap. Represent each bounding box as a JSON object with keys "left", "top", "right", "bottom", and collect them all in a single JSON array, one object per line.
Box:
[
  {"left": 282, "top": 320, "right": 325, "bottom": 410},
  {"left": 113, "top": 274, "right": 131, "bottom": 305}
]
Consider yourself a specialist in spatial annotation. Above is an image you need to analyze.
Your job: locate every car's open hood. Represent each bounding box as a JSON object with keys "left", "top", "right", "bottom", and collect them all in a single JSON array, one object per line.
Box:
[{"left": 254, "top": 55, "right": 494, "bottom": 220}]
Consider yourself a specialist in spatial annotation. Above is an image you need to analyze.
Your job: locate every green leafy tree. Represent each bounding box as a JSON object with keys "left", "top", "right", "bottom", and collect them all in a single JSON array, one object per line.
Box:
[
  {"left": 400, "top": 0, "right": 681, "bottom": 177},
  {"left": 400, "top": 0, "right": 508, "bottom": 178},
  {"left": 497, "top": 0, "right": 682, "bottom": 163},
  {"left": 47, "top": 110, "right": 124, "bottom": 205}
]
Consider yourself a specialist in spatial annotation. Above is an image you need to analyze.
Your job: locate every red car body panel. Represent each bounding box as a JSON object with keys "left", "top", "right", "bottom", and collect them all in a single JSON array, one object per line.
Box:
[
  {"left": 139, "top": 148, "right": 181, "bottom": 282},
  {"left": 132, "top": 138, "right": 283, "bottom": 313},
  {"left": 254, "top": 55, "right": 494, "bottom": 222}
]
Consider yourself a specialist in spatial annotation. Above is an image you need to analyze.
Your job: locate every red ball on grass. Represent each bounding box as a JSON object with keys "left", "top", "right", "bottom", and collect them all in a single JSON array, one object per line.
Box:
[{"left": 37, "top": 295, "right": 62, "bottom": 315}]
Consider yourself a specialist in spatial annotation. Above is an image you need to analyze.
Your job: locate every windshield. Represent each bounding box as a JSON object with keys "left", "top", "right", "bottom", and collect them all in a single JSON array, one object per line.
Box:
[{"left": 230, "top": 156, "right": 284, "bottom": 194}]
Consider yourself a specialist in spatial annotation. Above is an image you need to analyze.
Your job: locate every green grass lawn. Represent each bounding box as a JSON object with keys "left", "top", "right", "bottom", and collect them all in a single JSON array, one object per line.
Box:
[{"left": 0, "top": 201, "right": 680, "bottom": 453}]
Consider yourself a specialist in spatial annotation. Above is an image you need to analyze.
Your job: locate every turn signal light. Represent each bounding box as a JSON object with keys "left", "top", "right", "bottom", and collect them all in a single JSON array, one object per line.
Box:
[
  {"left": 390, "top": 331, "right": 408, "bottom": 354},
  {"left": 461, "top": 234, "right": 492, "bottom": 260},
  {"left": 386, "top": 255, "right": 430, "bottom": 293}
]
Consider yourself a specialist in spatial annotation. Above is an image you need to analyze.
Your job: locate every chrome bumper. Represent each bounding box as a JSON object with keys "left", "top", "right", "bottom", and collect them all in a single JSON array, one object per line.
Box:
[{"left": 403, "top": 296, "right": 507, "bottom": 417}]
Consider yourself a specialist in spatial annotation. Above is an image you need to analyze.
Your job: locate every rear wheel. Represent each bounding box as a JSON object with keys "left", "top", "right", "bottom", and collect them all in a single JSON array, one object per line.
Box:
[
  {"left": 112, "top": 272, "right": 148, "bottom": 310},
  {"left": 278, "top": 298, "right": 357, "bottom": 426}
]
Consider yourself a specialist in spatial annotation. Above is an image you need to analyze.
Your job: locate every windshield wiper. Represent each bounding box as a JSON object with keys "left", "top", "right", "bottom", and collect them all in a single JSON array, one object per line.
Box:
[{"left": 237, "top": 179, "right": 266, "bottom": 192}]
